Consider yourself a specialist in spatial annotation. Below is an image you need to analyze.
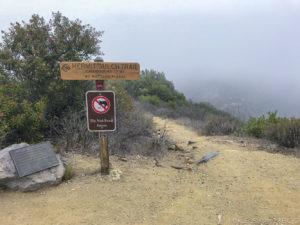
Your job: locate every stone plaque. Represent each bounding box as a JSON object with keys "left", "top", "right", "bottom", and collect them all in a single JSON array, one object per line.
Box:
[
  {"left": 86, "top": 91, "right": 116, "bottom": 132},
  {"left": 9, "top": 142, "right": 59, "bottom": 177}
]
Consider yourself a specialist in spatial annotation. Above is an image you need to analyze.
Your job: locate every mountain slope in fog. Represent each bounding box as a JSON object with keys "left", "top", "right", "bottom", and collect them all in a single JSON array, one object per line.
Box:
[{"left": 180, "top": 78, "right": 300, "bottom": 120}]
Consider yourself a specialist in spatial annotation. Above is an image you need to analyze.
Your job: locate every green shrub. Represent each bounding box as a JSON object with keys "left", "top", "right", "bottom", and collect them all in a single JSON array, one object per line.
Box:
[
  {"left": 243, "top": 111, "right": 300, "bottom": 148},
  {"left": 242, "top": 116, "right": 266, "bottom": 138},
  {"left": 192, "top": 102, "right": 230, "bottom": 121},
  {"left": 107, "top": 83, "right": 134, "bottom": 125},
  {"left": 62, "top": 163, "right": 75, "bottom": 181},
  {"left": 0, "top": 12, "right": 102, "bottom": 119},
  {"left": 49, "top": 110, "right": 96, "bottom": 152},
  {"left": 203, "top": 115, "right": 242, "bottom": 136},
  {"left": 264, "top": 118, "right": 300, "bottom": 148},
  {"left": 138, "top": 95, "right": 161, "bottom": 106},
  {"left": 242, "top": 111, "right": 283, "bottom": 138},
  {"left": 0, "top": 80, "right": 46, "bottom": 145},
  {"left": 106, "top": 83, "right": 155, "bottom": 155},
  {"left": 125, "top": 69, "right": 188, "bottom": 107}
]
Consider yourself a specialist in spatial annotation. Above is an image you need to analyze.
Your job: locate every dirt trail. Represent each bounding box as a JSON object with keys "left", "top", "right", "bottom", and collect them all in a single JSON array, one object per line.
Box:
[{"left": 1, "top": 117, "right": 299, "bottom": 225}]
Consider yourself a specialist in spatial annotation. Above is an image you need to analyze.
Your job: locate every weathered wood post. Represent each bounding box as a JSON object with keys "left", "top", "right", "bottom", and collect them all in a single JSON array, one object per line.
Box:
[
  {"left": 94, "top": 56, "right": 109, "bottom": 175},
  {"left": 99, "top": 133, "right": 109, "bottom": 174}
]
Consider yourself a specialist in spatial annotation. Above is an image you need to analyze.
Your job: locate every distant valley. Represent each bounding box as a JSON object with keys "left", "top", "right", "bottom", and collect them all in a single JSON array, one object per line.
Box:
[{"left": 177, "top": 77, "right": 300, "bottom": 120}]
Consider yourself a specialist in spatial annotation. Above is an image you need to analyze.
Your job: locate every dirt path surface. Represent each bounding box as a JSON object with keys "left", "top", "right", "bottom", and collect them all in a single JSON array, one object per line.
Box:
[{"left": 1, "top": 117, "right": 300, "bottom": 225}]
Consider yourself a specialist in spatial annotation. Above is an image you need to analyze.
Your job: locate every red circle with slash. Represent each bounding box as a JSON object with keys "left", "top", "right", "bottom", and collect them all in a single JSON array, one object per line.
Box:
[{"left": 91, "top": 96, "right": 110, "bottom": 114}]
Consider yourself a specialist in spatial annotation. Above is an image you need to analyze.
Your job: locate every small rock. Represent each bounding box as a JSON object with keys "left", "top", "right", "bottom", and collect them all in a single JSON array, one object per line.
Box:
[
  {"left": 168, "top": 144, "right": 176, "bottom": 151},
  {"left": 175, "top": 145, "right": 184, "bottom": 151},
  {"left": 188, "top": 141, "right": 196, "bottom": 145},
  {"left": 154, "top": 158, "right": 163, "bottom": 167},
  {"left": 186, "top": 159, "right": 194, "bottom": 164},
  {"left": 218, "top": 214, "right": 222, "bottom": 225},
  {"left": 168, "top": 144, "right": 184, "bottom": 151},
  {"left": 109, "top": 169, "right": 122, "bottom": 181},
  {"left": 118, "top": 157, "right": 127, "bottom": 162}
]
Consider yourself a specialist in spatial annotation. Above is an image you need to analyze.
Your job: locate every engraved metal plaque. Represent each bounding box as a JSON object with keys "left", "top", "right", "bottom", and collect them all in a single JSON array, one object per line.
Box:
[{"left": 9, "top": 141, "right": 59, "bottom": 177}]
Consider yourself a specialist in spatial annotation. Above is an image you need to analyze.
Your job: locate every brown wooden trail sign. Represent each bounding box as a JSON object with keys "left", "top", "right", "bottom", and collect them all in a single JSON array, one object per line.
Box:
[
  {"left": 60, "top": 62, "right": 140, "bottom": 80},
  {"left": 59, "top": 57, "right": 140, "bottom": 175}
]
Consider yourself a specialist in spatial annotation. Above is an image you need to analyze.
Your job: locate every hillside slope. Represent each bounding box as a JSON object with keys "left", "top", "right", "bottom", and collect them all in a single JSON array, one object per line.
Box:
[{"left": 0, "top": 117, "right": 299, "bottom": 225}]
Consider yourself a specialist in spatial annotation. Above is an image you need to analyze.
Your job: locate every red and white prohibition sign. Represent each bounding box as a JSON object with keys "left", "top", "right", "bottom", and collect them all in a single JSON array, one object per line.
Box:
[{"left": 91, "top": 96, "right": 110, "bottom": 114}]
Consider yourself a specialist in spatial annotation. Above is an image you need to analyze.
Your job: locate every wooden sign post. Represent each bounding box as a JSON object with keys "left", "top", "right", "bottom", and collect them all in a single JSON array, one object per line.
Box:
[
  {"left": 93, "top": 57, "right": 108, "bottom": 174},
  {"left": 60, "top": 57, "right": 140, "bottom": 175}
]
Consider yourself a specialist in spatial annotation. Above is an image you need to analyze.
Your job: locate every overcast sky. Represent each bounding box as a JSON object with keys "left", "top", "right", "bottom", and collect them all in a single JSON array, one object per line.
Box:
[{"left": 1, "top": 0, "right": 300, "bottom": 117}]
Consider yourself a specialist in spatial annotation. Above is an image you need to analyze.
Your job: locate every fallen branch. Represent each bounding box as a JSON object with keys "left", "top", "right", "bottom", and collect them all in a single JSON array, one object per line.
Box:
[{"left": 171, "top": 165, "right": 183, "bottom": 169}]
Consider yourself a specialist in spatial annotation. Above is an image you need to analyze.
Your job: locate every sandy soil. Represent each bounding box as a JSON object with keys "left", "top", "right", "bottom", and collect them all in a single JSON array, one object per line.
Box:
[{"left": 0, "top": 117, "right": 299, "bottom": 225}]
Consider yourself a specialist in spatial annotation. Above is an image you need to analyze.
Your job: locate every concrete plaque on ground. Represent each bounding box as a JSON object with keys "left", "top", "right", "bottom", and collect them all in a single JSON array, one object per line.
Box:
[
  {"left": 60, "top": 62, "right": 140, "bottom": 80},
  {"left": 86, "top": 91, "right": 116, "bottom": 132},
  {"left": 9, "top": 142, "right": 59, "bottom": 177}
]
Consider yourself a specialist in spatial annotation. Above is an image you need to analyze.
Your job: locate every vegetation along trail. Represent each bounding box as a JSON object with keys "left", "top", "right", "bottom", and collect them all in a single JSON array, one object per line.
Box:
[{"left": 0, "top": 117, "right": 299, "bottom": 225}]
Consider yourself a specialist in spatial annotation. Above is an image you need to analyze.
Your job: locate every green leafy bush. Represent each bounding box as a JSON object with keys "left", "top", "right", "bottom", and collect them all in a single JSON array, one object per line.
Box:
[
  {"left": 0, "top": 12, "right": 102, "bottom": 118},
  {"left": 0, "top": 12, "right": 103, "bottom": 146},
  {"left": 242, "top": 111, "right": 283, "bottom": 138},
  {"left": 138, "top": 95, "right": 161, "bottom": 106},
  {"left": 243, "top": 111, "right": 300, "bottom": 148},
  {"left": 0, "top": 80, "right": 46, "bottom": 145},
  {"left": 242, "top": 116, "right": 266, "bottom": 138},
  {"left": 125, "top": 69, "right": 188, "bottom": 107}
]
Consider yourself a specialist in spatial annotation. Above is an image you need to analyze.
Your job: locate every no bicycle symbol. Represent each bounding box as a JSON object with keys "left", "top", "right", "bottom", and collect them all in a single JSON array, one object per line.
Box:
[
  {"left": 92, "top": 96, "right": 110, "bottom": 114},
  {"left": 86, "top": 91, "right": 116, "bottom": 131}
]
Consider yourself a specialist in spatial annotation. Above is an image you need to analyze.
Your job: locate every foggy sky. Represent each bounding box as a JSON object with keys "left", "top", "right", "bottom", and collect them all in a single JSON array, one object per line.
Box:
[{"left": 0, "top": 0, "right": 299, "bottom": 117}]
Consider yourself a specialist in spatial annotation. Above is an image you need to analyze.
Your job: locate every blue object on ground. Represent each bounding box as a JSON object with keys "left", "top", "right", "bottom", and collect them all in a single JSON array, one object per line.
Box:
[{"left": 197, "top": 152, "right": 219, "bottom": 165}]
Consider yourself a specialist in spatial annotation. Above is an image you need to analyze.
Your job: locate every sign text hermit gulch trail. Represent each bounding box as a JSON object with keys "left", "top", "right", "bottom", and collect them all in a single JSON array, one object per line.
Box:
[{"left": 60, "top": 62, "right": 140, "bottom": 80}]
